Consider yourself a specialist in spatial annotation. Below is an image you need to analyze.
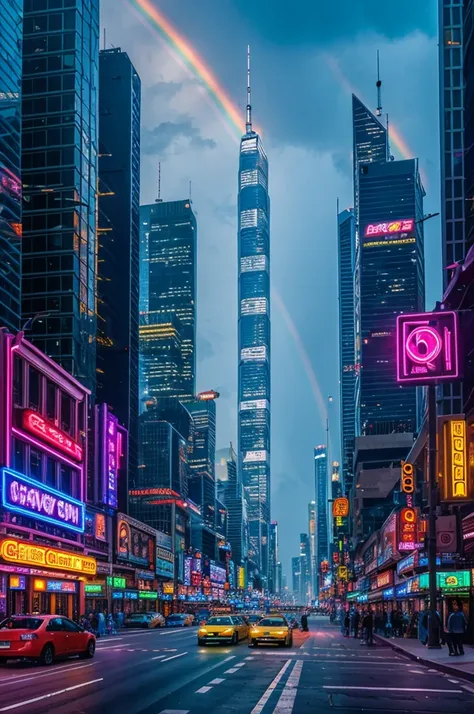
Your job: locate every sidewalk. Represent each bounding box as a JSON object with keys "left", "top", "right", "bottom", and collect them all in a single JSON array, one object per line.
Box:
[{"left": 374, "top": 633, "right": 474, "bottom": 683}]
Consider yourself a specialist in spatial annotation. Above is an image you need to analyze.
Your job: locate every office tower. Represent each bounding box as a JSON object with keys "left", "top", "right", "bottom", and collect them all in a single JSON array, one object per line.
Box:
[
  {"left": 216, "top": 445, "right": 248, "bottom": 568},
  {"left": 97, "top": 48, "right": 141, "bottom": 485},
  {"left": 0, "top": 0, "right": 22, "bottom": 332},
  {"left": 139, "top": 205, "right": 151, "bottom": 409},
  {"left": 308, "top": 501, "right": 317, "bottom": 599},
  {"left": 268, "top": 521, "right": 278, "bottom": 594},
  {"left": 291, "top": 556, "right": 301, "bottom": 599},
  {"left": 314, "top": 445, "right": 328, "bottom": 592},
  {"left": 275, "top": 561, "right": 282, "bottom": 594},
  {"left": 299, "top": 533, "right": 311, "bottom": 603},
  {"left": 356, "top": 159, "right": 425, "bottom": 435},
  {"left": 466, "top": 2, "right": 474, "bottom": 254},
  {"left": 338, "top": 208, "right": 356, "bottom": 492},
  {"left": 141, "top": 199, "right": 197, "bottom": 400},
  {"left": 187, "top": 391, "right": 218, "bottom": 530},
  {"left": 21, "top": 1, "right": 99, "bottom": 392},
  {"left": 238, "top": 49, "right": 271, "bottom": 587}
]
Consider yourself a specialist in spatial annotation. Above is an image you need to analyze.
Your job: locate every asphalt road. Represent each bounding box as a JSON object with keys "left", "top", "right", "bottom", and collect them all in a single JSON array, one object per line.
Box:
[{"left": 0, "top": 617, "right": 473, "bottom": 713}]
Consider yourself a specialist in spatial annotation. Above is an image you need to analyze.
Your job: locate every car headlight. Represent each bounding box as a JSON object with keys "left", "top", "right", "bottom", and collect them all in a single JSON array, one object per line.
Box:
[
  {"left": 250, "top": 628, "right": 260, "bottom": 635},
  {"left": 222, "top": 628, "right": 234, "bottom": 635},
  {"left": 276, "top": 630, "right": 286, "bottom": 635},
  {"left": 198, "top": 628, "right": 208, "bottom": 634}
]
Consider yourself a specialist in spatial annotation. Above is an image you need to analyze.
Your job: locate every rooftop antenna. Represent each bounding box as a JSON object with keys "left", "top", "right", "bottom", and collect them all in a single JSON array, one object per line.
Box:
[
  {"left": 376, "top": 50, "right": 382, "bottom": 117},
  {"left": 155, "top": 162, "right": 162, "bottom": 203},
  {"left": 189, "top": 180, "right": 192, "bottom": 202},
  {"left": 246, "top": 45, "right": 252, "bottom": 134},
  {"left": 386, "top": 113, "right": 394, "bottom": 161}
]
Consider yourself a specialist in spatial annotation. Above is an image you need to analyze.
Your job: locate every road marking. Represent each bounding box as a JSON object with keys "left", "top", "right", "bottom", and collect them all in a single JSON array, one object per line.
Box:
[
  {"left": 409, "top": 670, "right": 425, "bottom": 674},
  {"left": 152, "top": 655, "right": 167, "bottom": 660},
  {"left": 461, "top": 685, "right": 474, "bottom": 694},
  {"left": 208, "top": 678, "right": 225, "bottom": 685},
  {"left": 160, "top": 630, "right": 194, "bottom": 636},
  {"left": 196, "top": 686, "right": 212, "bottom": 694},
  {"left": 0, "top": 678, "right": 104, "bottom": 711},
  {"left": 158, "top": 710, "right": 190, "bottom": 714},
  {"left": 322, "top": 686, "right": 462, "bottom": 694},
  {"left": 161, "top": 652, "right": 188, "bottom": 662},
  {"left": 234, "top": 662, "right": 245, "bottom": 668},
  {"left": 250, "top": 660, "right": 292, "bottom": 714},
  {"left": 224, "top": 667, "right": 239, "bottom": 673},
  {"left": 272, "top": 660, "right": 303, "bottom": 714},
  {"left": 448, "top": 679, "right": 459, "bottom": 684},
  {"left": 0, "top": 662, "right": 96, "bottom": 687},
  {"left": 97, "top": 644, "right": 127, "bottom": 650},
  {"left": 245, "top": 656, "right": 255, "bottom": 660}
]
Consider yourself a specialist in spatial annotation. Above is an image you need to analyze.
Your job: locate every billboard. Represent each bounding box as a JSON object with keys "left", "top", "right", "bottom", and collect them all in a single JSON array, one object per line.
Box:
[
  {"left": 439, "top": 416, "right": 473, "bottom": 502},
  {"left": 396, "top": 311, "right": 461, "bottom": 385},
  {"left": 117, "top": 513, "right": 155, "bottom": 569},
  {"left": 364, "top": 219, "right": 414, "bottom": 238}
]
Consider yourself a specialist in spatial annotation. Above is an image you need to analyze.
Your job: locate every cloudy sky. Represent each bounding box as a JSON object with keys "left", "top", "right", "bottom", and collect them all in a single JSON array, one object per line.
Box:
[{"left": 103, "top": 0, "right": 440, "bottom": 579}]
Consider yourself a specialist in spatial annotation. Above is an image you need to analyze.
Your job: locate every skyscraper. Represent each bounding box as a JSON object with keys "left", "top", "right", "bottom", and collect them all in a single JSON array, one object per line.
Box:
[
  {"left": 141, "top": 199, "right": 197, "bottom": 400},
  {"left": 0, "top": 0, "right": 22, "bottom": 332},
  {"left": 337, "top": 208, "right": 356, "bottom": 492},
  {"left": 97, "top": 48, "right": 141, "bottom": 484},
  {"left": 356, "top": 159, "right": 425, "bottom": 435},
  {"left": 314, "top": 444, "right": 328, "bottom": 593},
  {"left": 21, "top": 1, "right": 99, "bottom": 392},
  {"left": 268, "top": 521, "right": 278, "bottom": 594},
  {"left": 308, "top": 501, "right": 317, "bottom": 599},
  {"left": 299, "top": 533, "right": 311, "bottom": 604},
  {"left": 238, "top": 49, "right": 271, "bottom": 587},
  {"left": 187, "top": 391, "right": 218, "bottom": 531},
  {"left": 291, "top": 556, "right": 301, "bottom": 600},
  {"left": 216, "top": 445, "right": 248, "bottom": 568}
]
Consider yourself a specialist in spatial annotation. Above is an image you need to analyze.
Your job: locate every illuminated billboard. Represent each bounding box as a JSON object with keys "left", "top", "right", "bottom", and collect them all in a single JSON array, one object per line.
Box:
[
  {"left": 439, "top": 416, "right": 473, "bottom": 502},
  {"left": 396, "top": 311, "right": 461, "bottom": 385},
  {"left": 364, "top": 219, "right": 414, "bottom": 237},
  {"left": 21, "top": 409, "right": 83, "bottom": 462}
]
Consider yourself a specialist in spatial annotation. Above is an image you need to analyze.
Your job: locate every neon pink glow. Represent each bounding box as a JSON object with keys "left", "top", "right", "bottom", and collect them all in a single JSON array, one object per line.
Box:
[
  {"left": 12, "top": 427, "right": 83, "bottom": 485},
  {"left": 22, "top": 410, "right": 83, "bottom": 462},
  {"left": 365, "top": 219, "right": 414, "bottom": 238},
  {"left": 396, "top": 311, "right": 461, "bottom": 385}
]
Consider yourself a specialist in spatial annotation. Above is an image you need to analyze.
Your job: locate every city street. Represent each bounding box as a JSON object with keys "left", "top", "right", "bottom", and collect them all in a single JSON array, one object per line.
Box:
[{"left": 0, "top": 617, "right": 473, "bottom": 713}]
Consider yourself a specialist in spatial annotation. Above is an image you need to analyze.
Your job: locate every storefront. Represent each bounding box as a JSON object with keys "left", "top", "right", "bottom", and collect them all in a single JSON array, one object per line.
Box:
[{"left": 0, "top": 537, "right": 96, "bottom": 619}]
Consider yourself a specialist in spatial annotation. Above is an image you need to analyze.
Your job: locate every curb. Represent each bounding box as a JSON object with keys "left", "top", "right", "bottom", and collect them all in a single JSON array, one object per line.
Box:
[{"left": 374, "top": 634, "right": 474, "bottom": 684}]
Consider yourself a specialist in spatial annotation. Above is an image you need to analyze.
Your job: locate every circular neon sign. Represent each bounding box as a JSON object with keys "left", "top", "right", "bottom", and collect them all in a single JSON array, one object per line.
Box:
[{"left": 405, "top": 326, "right": 442, "bottom": 365}]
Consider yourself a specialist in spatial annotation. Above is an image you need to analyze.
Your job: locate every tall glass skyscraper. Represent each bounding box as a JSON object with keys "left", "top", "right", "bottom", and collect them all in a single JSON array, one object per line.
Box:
[
  {"left": 314, "top": 445, "right": 328, "bottom": 593},
  {"left": 140, "top": 199, "right": 197, "bottom": 400},
  {"left": 0, "top": 0, "right": 22, "bottom": 332},
  {"left": 357, "top": 159, "right": 425, "bottom": 435},
  {"left": 186, "top": 393, "right": 217, "bottom": 531},
  {"left": 238, "top": 50, "right": 271, "bottom": 587},
  {"left": 97, "top": 48, "right": 141, "bottom": 484},
  {"left": 337, "top": 208, "right": 356, "bottom": 493},
  {"left": 21, "top": 1, "right": 99, "bottom": 391},
  {"left": 308, "top": 501, "right": 317, "bottom": 599}
]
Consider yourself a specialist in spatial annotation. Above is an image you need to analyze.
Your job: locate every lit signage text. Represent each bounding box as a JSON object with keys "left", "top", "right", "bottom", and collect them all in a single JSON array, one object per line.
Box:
[
  {"left": 364, "top": 219, "right": 414, "bottom": 237},
  {"left": 398, "top": 507, "right": 418, "bottom": 552},
  {"left": 2, "top": 468, "right": 84, "bottom": 533},
  {"left": 401, "top": 462, "right": 415, "bottom": 494},
  {"left": 440, "top": 417, "right": 472, "bottom": 501},
  {"left": 22, "top": 410, "right": 82, "bottom": 461},
  {"left": 332, "top": 497, "right": 349, "bottom": 518},
  {"left": 0, "top": 539, "right": 96, "bottom": 575}
]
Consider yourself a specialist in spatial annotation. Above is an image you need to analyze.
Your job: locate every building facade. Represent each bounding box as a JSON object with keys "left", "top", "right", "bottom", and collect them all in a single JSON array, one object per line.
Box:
[
  {"left": 465, "top": 1, "right": 474, "bottom": 267},
  {"left": 356, "top": 159, "right": 425, "bottom": 436},
  {"left": 238, "top": 59, "right": 271, "bottom": 587},
  {"left": 308, "top": 500, "right": 317, "bottom": 599},
  {"left": 291, "top": 556, "right": 301, "bottom": 600},
  {"left": 186, "top": 392, "right": 218, "bottom": 534},
  {"left": 268, "top": 521, "right": 278, "bottom": 594},
  {"left": 216, "top": 445, "right": 248, "bottom": 570},
  {"left": 0, "top": 0, "right": 22, "bottom": 332},
  {"left": 97, "top": 48, "right": 140, "bottom": 486},
  {"left": 338, "top": 208, "right": 356, "bottom": 492},
  {"left": 314, "top": 445, "right": 328, "bottom": 592},
  {"left": 299, "top": 533, "right": 311, "bottom": 604},
  {"left": 21, "top": 1, "right": 99, "bottom": 392},
  {"left": 140, "top": 200, "right": 197, "bottom": 402}
]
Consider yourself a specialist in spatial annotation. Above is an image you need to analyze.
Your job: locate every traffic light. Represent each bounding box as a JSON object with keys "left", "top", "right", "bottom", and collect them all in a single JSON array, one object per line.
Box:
[{"left": 401, "top": 461, "right": 415, "bottom": 494}]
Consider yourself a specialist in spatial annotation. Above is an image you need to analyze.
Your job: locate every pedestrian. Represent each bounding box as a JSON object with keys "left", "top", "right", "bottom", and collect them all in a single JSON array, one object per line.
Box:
[
  {"left": 448, "top": 602, "right": 467, "bottom": 656},
  {"left": 382, "top": 609, "right": 388, "bottom": 637},
  {"left": 344, "top": 611, "right": 350, "bottom": 637},
  {"left": 363, "top": 609, "right": 374, "bottom": 646},
  {"left": 301, "top": 613, "right": 308, "bottom": 632},
  {"left": 353, "top": 608, "right": 360, "bottom": 639},
  {"left": 418, "top": 610, "right": 428, "bottom": 646},
  {"left": 97, "top": 610, "right": 106, "bottom": 637}
]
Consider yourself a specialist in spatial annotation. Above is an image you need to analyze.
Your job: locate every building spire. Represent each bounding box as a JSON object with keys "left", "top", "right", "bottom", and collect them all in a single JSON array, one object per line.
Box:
[
  {"left": 376, "top": 50, "right": 382, "bottom": 117},
  {"left": 246, "top": 44, "right": 252, "bottom": 134},
  {"left": 155, "top": 162, "right": 162, "bottom": 203}
]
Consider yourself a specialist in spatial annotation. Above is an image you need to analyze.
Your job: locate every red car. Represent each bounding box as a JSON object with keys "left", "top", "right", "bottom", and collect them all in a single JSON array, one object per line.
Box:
[{"left": 0, "top": 615, "right": 96, "bottom": 666}]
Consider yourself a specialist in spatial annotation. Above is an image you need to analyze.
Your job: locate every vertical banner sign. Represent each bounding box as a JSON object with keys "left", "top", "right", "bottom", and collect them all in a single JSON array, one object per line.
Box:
[
  {"left": 396, "top": 311, "right": 461, "bottom": 385},
  {"left": 401, "top": 462, "right": 415, "bottom": 494},
  {"left": 439, "top": 416, "right": 472, "bottom": 501}
]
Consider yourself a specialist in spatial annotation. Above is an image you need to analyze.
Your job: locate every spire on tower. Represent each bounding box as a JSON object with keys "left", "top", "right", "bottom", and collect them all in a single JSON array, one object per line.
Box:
[
  {"left": 155, "top": 162, "right": 162, "bottom": 203},
  {"left": 376, "top": 50, "right": 382, "bottom": 117},
  {"left": 246, "top": 45, "right": 252, "bottom": 134}
]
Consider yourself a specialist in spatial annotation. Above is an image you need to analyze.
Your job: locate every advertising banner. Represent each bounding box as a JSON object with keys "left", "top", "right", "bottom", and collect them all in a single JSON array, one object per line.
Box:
[{"left": 117, "top": 513, "right": 155, "bottom": 569}]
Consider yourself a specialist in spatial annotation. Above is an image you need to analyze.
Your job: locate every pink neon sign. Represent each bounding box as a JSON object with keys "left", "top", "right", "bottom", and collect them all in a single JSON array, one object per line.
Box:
[
  {"left": 22, "top": 410, "right": 83, "bottom": 462},
  {"left": 365, "top": 219, "right": 414, "bottom": 238},
  {"left": 396, "top": 312, "right": 461, "bottom": 384}
]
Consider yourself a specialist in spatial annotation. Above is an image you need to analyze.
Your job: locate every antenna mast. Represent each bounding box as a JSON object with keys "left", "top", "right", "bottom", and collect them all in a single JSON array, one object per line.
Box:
[
  {"left": 246, "top": 45, "right": 252, "bottom": 134},
  {"left": 376, "top": 50, "right": 382, "bottom": 117},
  {"left": 155, "top": 162, "right": 162, "bottom": 203}
]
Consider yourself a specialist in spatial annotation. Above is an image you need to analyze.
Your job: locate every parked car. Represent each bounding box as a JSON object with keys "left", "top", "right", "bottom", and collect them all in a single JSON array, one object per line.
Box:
[
  {"left": 124, "top": 612, "right": 165, "bottom": 629},
  {"left": 166, "top": 613, "right": 194, "bottom": 627},
  {"left": 198, "top": 616, "right": 249, "bottom": 646},
  {"left": 0, "top": 615, "right": 96, "bottom": 666}
]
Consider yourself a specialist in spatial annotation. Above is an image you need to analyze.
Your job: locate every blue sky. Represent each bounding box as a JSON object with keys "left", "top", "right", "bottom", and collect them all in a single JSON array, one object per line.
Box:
[{"left": 105, "top": 0, "right": 440, "bottom": 580}]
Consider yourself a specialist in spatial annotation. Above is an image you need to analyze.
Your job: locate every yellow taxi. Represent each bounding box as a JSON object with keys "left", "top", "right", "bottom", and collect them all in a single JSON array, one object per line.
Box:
[
  {"left": 197, "top": 615, "right": 249, "bottom": 645},
  {"left": 248, "top": 615, "right": 293, "bottom": 648}
]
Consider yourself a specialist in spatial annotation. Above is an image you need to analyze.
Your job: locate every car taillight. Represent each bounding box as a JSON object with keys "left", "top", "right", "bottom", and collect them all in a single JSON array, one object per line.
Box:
[{"left": 20, "top": 633, "right": 38, "bottom": 641}]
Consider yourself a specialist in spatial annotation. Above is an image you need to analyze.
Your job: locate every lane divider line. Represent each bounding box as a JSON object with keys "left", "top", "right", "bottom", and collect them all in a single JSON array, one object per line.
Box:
[
  {"left": 0, "top": 662, "right": 96, "bottom": 688},
  {"left": 208, "top": 678, "right": 225, "bottom": 685},
  {"left": 250, "top": 660, "right": 292, "bottom": 714},
  {"left": 224, "top": 668, "right": 239, "bottom": 674},
  {"left": 152, "top": 655, "right": 167, "bottom": 661},
  {"left": 272, "top": 660, "right": 303, "bottom": 714},
  {"left": 196, "top": 686, "right": 212, "bottom": 694},
  {"left": 322, "top": 686, "right": 463, "bottom": 693},
  {"left": 0, "top": 678, "right": 104, "bottom": 711},
  {"left": 161, "top": 652, "right": 188, "bottom": 663}
]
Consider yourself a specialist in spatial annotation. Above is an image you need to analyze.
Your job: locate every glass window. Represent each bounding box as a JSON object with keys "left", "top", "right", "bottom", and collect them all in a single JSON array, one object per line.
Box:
[
  {"left": 30, "top": 449, "right": 42, "bottom": 481},
  {"left": 60, "top": 391, "right": 73, "bottom": 436},
  {"left": 46, "top": 380, "right": 56, "bottom": 421},
  {"left": 46, "top": 457, "right": 56, "bottom": 488},
  {"left": 12, "top": 439, "right": 25, "bottom": 474},
  {"left": 28, "top": 366, "right": 41, "bottom": 411},
  {"left": 13, "top": 356, "right": 24, "bottom": 408},
  {"left": 60, "top": 464, "right": 74, "bottom": 497}
]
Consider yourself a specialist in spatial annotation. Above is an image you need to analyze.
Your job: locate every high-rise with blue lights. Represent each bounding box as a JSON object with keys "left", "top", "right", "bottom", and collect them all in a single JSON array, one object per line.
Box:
[
  {"left": 0, "top": 0, "right": 22, "bottom": 332},
  {"left": 314, "top": 445, "right": 328, "bottom": 594},
  {"left": 238, "top": 49, "right": 271, "bottom": 587},
  {"left": 337, "top": 208, "right": 356, "bottom": 493}
]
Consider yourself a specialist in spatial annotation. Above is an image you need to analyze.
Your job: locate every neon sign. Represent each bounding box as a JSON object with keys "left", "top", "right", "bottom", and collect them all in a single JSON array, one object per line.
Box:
[
  {"left": 364, "top": 219, "right": 414, "bottom": 237},
  {"left": 106, "top": 412, "right": 118, "bottom": 508},
  {"left": 440, "top": 417, "right": 472, "bottom": 501},
  {"left": 396, "top": 311, "right": 461, "bottom": 384},
  {"left": 0, "top": 538, "right": 96, "bottom": 575},
  {"left": 398, "top": 507, "right": 418, "bottom": 551},
  {"left": 332, "top": 497, "right": 349, "bottom": 517},
  {"left": 1, "top": 467, "right": 85, "bottom": 533},
  {"left": 22, "top": 410, "right": 83, "bottom": 461}
]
